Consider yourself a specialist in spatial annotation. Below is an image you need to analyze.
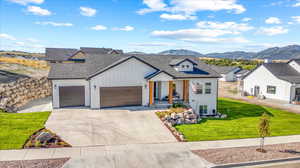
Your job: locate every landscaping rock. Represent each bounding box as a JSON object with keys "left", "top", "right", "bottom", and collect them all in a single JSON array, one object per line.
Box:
[
  {"left": 36, "top": 132, "right": 54, "bottom": 143},
  {"left": 0, "top": 77, "right": 51, "bottom": 112}
]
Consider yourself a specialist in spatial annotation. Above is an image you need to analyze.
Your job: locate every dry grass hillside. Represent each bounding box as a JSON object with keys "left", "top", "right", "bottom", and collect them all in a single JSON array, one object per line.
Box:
[{"left": 0, "top": 57, "right": 49, "bottom": 78}]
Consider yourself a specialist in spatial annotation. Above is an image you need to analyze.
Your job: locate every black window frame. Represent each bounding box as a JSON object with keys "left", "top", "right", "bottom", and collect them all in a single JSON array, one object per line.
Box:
[
  {"left": 199, "top": 105, "right": 208, "bottom": 115},
  {"left": 267, "top": 85, "right": 276, "bottom": 94},
  {"left": 205, "top": 82, "right": 212, "bottom": 94}
]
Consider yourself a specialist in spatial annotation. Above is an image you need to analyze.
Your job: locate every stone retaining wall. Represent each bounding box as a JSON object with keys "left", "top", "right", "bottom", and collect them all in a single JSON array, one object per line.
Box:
[{"left": 0, "top": 77, "right": 51, "bottom": 112}]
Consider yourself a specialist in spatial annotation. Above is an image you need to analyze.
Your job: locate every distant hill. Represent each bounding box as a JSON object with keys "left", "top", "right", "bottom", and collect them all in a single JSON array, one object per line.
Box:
[
  {"left": 254, "top": 45, "right": 300, "bottom": 60},
  {"left": 158, "top": 45, "right": 300, "bottom": 60},
  {"left": 158, "top": 49, "right": 204, "bottom": 57},
  {"left": 126, "top": 51, "right": 147, "bottom": 55},
  {"left": 206, "top": 51, "right": 256, "bottom": 59},
  {"left": 0, "top": 51, "right": 45, "bottom": 60}
]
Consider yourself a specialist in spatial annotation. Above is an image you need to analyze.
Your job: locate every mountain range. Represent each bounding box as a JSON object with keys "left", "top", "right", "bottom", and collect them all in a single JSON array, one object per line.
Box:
[{"left": 157, "top": 45, "right": 300, "bottom": 60}]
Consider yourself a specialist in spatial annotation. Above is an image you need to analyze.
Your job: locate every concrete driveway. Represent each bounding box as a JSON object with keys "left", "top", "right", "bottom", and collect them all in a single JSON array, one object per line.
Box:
[{"left": 45, "top": 108, "right": 176, "bottom": 147}]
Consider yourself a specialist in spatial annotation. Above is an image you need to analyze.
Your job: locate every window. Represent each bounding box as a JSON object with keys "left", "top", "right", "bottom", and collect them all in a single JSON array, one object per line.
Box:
[
  {"left": 205, "top": 82, "right": 212, "bottom": 94},
  {"left": 181, "top": 65, "right": 185, "bottom": 68},
  {"left": 267, "top": 86, "right": 276, "bottom": 94},
  {"left": 186, "top": 65, "right": 190, "bottom": 68},
  {"left": 199, "top": 105, "right": 208, "bottom": 115},
  {"left": 195, "top": 83, "right": 203, "bottom": 94}
]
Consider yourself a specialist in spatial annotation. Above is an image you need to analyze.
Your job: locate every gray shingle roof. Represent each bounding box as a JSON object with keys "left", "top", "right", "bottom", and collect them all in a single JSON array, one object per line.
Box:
[
  {"left": 208, "top": 65, "right": 240, "bottom": 74},
  {"left": 263, "top": 63, "right": 300, "bottom": 84},
  {"left": 45, "top": 48, "right": 78, "bottom": 61},
  {"left": 48, "top": 49, "right": 221, "bottom": 79},
  {"left": 169, "top": 58, "right": 197, "bottom": 66}
]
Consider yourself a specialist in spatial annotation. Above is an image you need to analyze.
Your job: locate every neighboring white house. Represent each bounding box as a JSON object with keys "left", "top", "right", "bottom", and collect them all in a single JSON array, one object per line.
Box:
[
  {"left": 243, "top": 59, "right": 300, "bottom": 104},
  {"left": 47, "top": 47, "right": 221, "bottom": 115},
  {"left": 209, "top": 65, "right": 248, "bottom": 82}
]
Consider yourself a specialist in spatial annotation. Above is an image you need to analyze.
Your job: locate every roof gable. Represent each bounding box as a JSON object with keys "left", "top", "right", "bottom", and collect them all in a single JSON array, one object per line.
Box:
[
  {"left": 169, "top": 58, "right": 197, "bottom": 66},
  {"left": 88, "top": 56, "right": 159, "bottom": 79}
]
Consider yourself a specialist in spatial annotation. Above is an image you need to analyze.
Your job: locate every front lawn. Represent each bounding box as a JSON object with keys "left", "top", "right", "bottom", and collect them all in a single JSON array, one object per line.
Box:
[
  {"left": 175, "top": 98, "right": 300, "bottom": 141},
  {"left": 0, "top": 111, "right": 50, "bottom": 150}
]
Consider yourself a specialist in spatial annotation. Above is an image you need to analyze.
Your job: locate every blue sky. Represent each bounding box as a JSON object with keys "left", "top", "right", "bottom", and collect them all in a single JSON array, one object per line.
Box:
[{"left": 0, "top": 0, "right": 300, "bottom": 53}]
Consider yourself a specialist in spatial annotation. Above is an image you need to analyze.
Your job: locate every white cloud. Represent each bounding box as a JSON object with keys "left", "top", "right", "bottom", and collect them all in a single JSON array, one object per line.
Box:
[
  {"left": 26, "top": 38, "right": 39, "bottom": 43},
  {"left": 259, "top": 26, "right": 288, "bottom": 36},
  {"left": 138, "top": 0, "right": 246, "bottom": 15},
  {"left": 15, "top": 41, "right": 44, "bottom": 49},
  {"left": 91, "top": 25, "right": 107, "bottom": 30},
  {"left": 130, "top": 42, "right": 176, "bottom": 47},
  {"left": 35, "top": 21, "right": 73, "bottom": 27},
  {"left": 196, "top": 21, "right": 254, "bottom": 32},
  {"left": 151, "top": 20, "right": 253, "bottom": 43},
  {"left": 113, "top": 25, "right": 135, "bottom": 31},
  {"left": 293, "top": 0, "right": 300, "bottom": 7},
  {"left": 15, "top": 41, "right": 25, "bottom": 46},
  {"left": 292, "top": 16, "right": 300, "bottom": 23},
  {"left": 265, "top": 17, "right": 281, "bottom": 24},
  {"left": 27, "top": 6, "right": 51, "bottom": 16},
  {"left": 80, "top": 7, "right": 97, "bottom": 17},
  {"left": 8, "top": 0, "right": 43, "bottom": 5},
  {"left": 160, "top": 13, "right": 196, "bottom": 20},
  {"left": 242, "top": 17, "right": 252, "bottom": 22},
  {"left": 0, "top": 33, "right": 16, "bottom": 40},
  {"left": 152, "top": 29, "right": 233, "bottom": 38},
  {"left": 138, "top": 0, "right": 167, "bottom": 14}
]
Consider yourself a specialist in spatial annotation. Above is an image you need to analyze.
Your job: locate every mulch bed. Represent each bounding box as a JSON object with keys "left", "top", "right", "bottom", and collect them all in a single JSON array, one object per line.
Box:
[
  {"left": 192, "top": 142, "right": 300, "bottom": 165},
  {"left": 23, "top": 128, "right": 71, "bottom": 149},
  {"left": 0, "top": 158, "right": 69, "bottom": 168}
]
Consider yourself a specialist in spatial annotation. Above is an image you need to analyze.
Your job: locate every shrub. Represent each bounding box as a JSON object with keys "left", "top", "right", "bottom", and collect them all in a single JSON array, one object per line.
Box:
[{"left": 172, "top": 103, "right": 187, "bottom": 108}]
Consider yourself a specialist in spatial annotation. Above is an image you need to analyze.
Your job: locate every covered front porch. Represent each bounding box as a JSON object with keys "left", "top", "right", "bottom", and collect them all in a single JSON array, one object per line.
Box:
[
  {"left": 148, "top": 80, "right": 190, "bottom": 106},
  {"left": 146, "top": 70, "right": 190, "bottom": 106}
]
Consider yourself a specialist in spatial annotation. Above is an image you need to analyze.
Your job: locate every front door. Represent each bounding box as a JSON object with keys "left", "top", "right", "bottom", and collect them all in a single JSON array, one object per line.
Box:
[
  {"left": 254, "top": 86, "right": 260, "bottom": 97},
  {"left": 296, "top": 88, "right": 300, "bottom": 96}
]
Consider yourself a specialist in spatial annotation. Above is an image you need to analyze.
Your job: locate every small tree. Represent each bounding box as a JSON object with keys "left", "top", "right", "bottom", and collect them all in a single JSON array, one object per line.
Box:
[{"left": 257, "top": 112, "right": 270, "bottom": 152}]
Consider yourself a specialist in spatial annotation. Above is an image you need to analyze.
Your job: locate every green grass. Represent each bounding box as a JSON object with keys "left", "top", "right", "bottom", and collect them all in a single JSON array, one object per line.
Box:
[
  {"left": 175, "top": 98, "right": 300, "bottom": 141},
  {"left": 0, "top": 110, "right": 50, "bottom": 150}
]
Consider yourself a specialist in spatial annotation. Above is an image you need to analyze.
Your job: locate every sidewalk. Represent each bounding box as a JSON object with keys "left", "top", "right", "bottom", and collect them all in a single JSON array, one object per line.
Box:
[{"left": 1, "top": 135, "right": 300, "bottom": 161}]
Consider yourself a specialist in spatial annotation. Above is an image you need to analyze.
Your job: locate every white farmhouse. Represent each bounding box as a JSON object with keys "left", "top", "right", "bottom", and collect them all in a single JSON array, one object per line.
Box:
[
  {"left": 209, "top": 65, "right": 248, "bottom": 82},
  {"left": 243, "top": 59, "right": 300, "bottom": 104},
  {"left": 47, "top": 47, "right": 221, "bottom": 115}
]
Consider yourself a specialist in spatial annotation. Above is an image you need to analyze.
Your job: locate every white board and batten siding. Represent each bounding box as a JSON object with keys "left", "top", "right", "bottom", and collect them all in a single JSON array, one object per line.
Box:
[
  {"left": 243, "top": 65, "right": 292, "bottom": 102},
  {"left": 52, "top": 79, "right": 90, "bottom": 108},
  {"left": 189, "top": 78, "right": 218, "bottom": 115},
  {"left": 89, "top": 58, "right": 157, "bottom": 108}
]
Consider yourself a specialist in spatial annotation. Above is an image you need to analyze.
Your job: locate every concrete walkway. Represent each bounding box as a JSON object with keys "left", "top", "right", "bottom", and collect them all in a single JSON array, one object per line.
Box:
[
  {"left": 1, "top": 135, "right": 300, "bottom": 162},
  {"left": 18, "top": 97, "right": 52, "bottom": 113}
]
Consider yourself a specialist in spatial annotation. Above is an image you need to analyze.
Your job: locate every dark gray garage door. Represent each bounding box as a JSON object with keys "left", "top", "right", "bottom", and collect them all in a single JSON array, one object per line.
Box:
[
  {"left": 100, "top": 86, "right": 142, "bottom": 108},
  {"left": 59, "top": 86, "right": 85, "bottom": 107}
]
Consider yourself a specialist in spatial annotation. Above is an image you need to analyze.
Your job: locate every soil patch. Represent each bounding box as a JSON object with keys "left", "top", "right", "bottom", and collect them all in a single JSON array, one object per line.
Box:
[
  {"left": 192, "top": 142, "right": 300, "bottom": 165},
  {"left": 0, "top": 158, "right": 69, "bottom": 168}
]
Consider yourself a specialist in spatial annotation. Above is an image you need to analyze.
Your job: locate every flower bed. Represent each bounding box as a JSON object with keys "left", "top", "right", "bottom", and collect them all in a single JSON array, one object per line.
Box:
[{"left": 23, "top": 128, "right": 71, "bottom": 148}]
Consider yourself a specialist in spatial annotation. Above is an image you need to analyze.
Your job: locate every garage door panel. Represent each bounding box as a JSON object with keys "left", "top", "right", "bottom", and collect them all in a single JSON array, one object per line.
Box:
[
  {"left": 59, "top": 86, "right": 85, "bottom": 107},
  {"left": 100, "top": 86, "right": 142, "bottom": 108}
]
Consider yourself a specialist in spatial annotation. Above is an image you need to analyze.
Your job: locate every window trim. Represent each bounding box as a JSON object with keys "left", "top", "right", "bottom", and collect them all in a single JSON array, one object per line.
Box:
[
  {"left": 205, "top": 82, "right": 212, "bottom": 94},
  {"left": 199, "top": 105, "right": 208, "bottom": 115},
  {"left": 267, "top": 85, "right": 276, "bottom": 94}
]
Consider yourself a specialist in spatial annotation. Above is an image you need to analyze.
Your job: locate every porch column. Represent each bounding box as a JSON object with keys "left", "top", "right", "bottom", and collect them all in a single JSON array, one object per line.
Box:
[
  {"left": 149, "top": 81, "right": 154, "bottom": 105},
  {"left": 183, "top": 80, "right": 189, "bottom": 103},
  {"left": 168, "top": 81, "right": 173, "bottom": 104}
]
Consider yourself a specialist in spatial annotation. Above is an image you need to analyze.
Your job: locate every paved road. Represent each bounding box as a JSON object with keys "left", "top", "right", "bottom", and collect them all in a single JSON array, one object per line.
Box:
[{"left": 45, "top": 108, "right": 177, "bottom": 147}]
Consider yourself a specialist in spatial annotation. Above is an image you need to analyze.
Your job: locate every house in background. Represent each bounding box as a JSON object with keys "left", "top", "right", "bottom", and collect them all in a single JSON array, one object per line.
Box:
[
  {"left": 45, "top": 47, "right": 123, "bottom": 63},
  {"left": 243, "top": 59, "right": 300, "bottom": 104},
  {"left": 209, "top": 65, "right": 248, "bottom": 82},
  {"left": 47, "top": 48, "right": 221, "bottom": 115}
]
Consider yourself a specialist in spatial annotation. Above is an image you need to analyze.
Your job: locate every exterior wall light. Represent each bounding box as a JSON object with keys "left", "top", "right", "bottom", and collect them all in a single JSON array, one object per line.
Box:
[{"left": 94, "top": 85, "right": 97, "bottom": 89}]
